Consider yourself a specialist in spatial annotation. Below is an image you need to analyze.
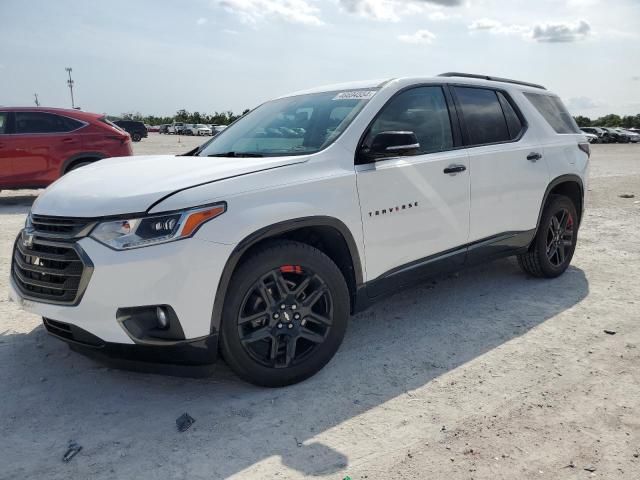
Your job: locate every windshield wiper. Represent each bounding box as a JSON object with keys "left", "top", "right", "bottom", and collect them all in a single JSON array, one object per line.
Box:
[{"left": 207, "top": 152, "right": 264, "bottom": 158}]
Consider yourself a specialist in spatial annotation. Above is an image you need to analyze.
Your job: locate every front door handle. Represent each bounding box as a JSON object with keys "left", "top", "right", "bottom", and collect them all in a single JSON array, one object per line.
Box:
[
  {"left": 443, "top": 164, "right": 467, "bottom": 174},
  {"left": 527, "top": 152, "right": 542, "bottom": 162}
]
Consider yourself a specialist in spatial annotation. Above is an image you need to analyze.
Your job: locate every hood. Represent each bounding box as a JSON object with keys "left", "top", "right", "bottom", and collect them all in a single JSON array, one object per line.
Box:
[{"left": 32, "top": 154, "right": 306, "bottom": 217}]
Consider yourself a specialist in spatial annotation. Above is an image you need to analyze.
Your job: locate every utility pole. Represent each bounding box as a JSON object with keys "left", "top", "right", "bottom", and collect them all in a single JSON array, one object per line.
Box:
[
  {"left": 65, "top": 67, "right": 75, "bottom": 108},
  {"left": 34, "top": 93, "right": 40, "bottom": 107}
]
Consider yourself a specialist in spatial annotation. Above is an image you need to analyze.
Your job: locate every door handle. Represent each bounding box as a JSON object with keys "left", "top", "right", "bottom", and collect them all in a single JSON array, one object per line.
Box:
[
  {"left": 527, "top": 152, "right": 542, "bottom": 162},
  {"left": 62, "top": 138, "right": 76, "bottom": 143},
  {"left": 443, "top": 164, "right": 467, "bottom": 174}
]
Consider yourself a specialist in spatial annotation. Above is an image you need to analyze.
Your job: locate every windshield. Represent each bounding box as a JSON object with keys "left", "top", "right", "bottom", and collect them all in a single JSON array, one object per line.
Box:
[{"left": 197, "top": 89, "right": 377, "bottom": 157}]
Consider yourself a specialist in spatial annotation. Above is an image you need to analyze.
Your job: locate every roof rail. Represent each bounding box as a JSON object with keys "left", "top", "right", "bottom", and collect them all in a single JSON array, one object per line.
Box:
[{"left": 438, "top": 72, "right": 546, "bottom": 90}]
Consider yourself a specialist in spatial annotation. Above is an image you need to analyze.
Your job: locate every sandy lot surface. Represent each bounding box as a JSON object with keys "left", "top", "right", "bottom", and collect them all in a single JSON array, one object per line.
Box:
[{"left": 1, "top": 139, "right": 639, "bottom": 480}]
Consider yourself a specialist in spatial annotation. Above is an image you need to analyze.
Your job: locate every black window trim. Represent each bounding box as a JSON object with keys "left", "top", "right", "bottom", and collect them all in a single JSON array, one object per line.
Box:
[
  {"left": 6, "top": 110, "right": 88, "bottom": 136},
  {"left": 0, "top": 111, "right": 12, "bottom": 135},
  {"left": 355, "top": 83, "right": 464, "bottom": 166},
  {"left": 448, "top": 83, "right": 529, "bottom": 149}
]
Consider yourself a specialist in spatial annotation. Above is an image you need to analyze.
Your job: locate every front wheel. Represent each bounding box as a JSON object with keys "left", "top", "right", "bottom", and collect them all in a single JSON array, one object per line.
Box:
[
  {"left": 219, "top": 241, "right": 349, "bottom": 387},
  {"left": 132, "top": 132, "right": 141, "bottom": 142},
  {"left": 518, "top": 195, "right": 578, "bottom": 278}
]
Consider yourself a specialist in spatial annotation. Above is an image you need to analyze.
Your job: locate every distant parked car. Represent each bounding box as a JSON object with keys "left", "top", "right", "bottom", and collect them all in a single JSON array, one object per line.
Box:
[
  {"left": 209, "top": 124, "right": 227, "bottom": 136},
  {"left": 580, "top": 131, "right": 598, "bottom": 143},
  {"left": 580, "top": 127, "right": 609, "bottom": 143},
  {"left": 167, "top": 122, "right": 185, "bottom": 134},
  {"left": 600, "top": 127, "right": 629, "bottom": 143},
  {"left": 0, "top": 107, "right": 132, "bottom": 190},
  {"left": 184, "top": 123, "right": 212, "bottom": 136},
  {"left": 146, "top": 124, "right": 160, "bottom": 133},
  {"left": 615, "top": 128, "right": 640, "bottom": 143},
  {"left": 114, "top": 120, "right": 148, "bottom": 142},
  {"left": 158, "top": 124, "right": 170, "bottom": 134}
]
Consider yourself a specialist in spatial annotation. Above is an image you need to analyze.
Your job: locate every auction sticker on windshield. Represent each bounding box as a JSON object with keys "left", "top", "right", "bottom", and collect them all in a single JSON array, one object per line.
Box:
[{"left": 333, "top": 90, "right": 377, "bottom": 100}]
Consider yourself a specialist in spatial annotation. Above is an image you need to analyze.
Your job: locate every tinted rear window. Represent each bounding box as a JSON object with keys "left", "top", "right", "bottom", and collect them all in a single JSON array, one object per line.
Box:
[
  {"left": 524, "top": 93, "right": 580, "bottom": 134},
  {"left": 453, "top": 87, "right": 510, "bottom": 145},
  {"left": 15, "top": 112, "right": 83, "bottom": 134},
  {"left": 0, "top": 112, "right": 7, "bottom": 134}
]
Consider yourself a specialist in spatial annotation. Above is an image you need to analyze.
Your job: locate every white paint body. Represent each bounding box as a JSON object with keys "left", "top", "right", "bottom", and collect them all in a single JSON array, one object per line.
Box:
[{"left": 10, "top": 76, "right": 589, "bottom": 343}]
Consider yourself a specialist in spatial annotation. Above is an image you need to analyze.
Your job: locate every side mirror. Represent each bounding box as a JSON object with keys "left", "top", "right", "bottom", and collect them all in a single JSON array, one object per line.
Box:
[{"left": 369, "top": 131, "right": 420, "bottom": 156}]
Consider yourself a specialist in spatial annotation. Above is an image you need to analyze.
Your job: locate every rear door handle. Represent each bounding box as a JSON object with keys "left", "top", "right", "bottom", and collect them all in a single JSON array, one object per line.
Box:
[
  {"left": 443, "top": 164, "right": 467, "bottom": 174},
  {"left": 527, "top": 152, "right": 542, "bottom": 162}
]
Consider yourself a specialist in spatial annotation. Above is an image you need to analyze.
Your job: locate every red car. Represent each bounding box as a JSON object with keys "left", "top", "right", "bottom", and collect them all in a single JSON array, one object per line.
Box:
[{"left": 0, "top": 107, "right": 133, "bottom": 190}]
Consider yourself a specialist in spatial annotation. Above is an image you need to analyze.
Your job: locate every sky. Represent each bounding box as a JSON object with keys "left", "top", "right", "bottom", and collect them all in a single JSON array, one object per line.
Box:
[{"left": 0, "top": 0, "right": 638, "bottom": 119}]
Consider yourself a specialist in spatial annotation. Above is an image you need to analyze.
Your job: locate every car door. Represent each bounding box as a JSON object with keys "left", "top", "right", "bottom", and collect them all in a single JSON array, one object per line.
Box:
[
  {"left": 450, "top": 86, "right": 549, "bottom": 259},
  {"left": 12, "top": 111, "right": 84, "bottom": 185},
  {"left": 0, "top": 111, "right": 19, "bottom": 187},
  {"left": 355, "top": 85, "right": 470, "bottom": 295}
]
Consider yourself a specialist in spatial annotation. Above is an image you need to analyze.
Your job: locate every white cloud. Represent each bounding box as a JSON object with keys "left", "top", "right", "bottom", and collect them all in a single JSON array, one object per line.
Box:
[
  {"left": 196, "top": 17, "right": 208, "bottom": 25},
  {"left": 532, "top": 20, "right": 591, "bottom": 42},
  {"left": 219, "top": 0, "right": 323, "bottom": 25},
  {"left": 398, "top": 29, "right": 436, "bottom": 44},
  {"left": 468, "top": 18, "right": 528, "bottom": 35},
  {"left": 428, "top": 11, "right": 450, "bottom": 21},
  {"left": 469, "top": 18, "right": 591, "bottom": 43},
  {"left": 338, "top": 0, "right": 461, "bottom": 22}
]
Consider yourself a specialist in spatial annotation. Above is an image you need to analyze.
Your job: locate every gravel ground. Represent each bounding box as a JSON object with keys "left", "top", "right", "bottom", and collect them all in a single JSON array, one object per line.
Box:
[{"left": 1, "top": 139, "right": 639, "bottom": 479}]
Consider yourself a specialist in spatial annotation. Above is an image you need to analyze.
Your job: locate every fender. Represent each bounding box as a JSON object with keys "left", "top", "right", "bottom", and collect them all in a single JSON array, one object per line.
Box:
[
  {"left": 209, "top": 216, "right": 364, "bottom": 333},
  {"left": 534, "top": 174, "right": 584, "bottom": 234},
  {"left": 60, "top": 151, "right": 106, "bottom": 175}
]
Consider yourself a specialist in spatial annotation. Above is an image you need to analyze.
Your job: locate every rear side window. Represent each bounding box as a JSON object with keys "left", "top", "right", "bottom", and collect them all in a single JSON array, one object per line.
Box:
[
  {"left": 0, "top": 112, "right": 6, "bottom": 134},
  {"left": 523, "top": 93, "right": 580, "bottom": 134},
  {"left": 15, "top": 112, "right": 83, "bottom": 134},
  {"left": 453, "top": 87, "right": 510, "bottom": 145}
]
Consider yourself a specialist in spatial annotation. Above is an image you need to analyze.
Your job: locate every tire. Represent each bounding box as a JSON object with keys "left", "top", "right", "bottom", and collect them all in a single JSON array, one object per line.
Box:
[
  {"left": 517, "top": 194, "right": 578, "bottom": 278},
  {"left": 132, "top": 133, "right": 142, "bottom": 142},
  {"left": 219, "top": 241, "right": 350, "bottom": 387}
]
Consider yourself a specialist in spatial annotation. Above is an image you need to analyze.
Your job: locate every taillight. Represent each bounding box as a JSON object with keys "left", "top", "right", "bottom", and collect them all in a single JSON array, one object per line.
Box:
[{"left": 578, "top": 142, "right": 590, "bottom": 158}]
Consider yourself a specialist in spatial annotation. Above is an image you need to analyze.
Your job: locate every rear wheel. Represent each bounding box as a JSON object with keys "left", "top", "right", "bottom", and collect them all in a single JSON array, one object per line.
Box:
[
  {"left": 219, "top": 241, "right": 349, "bottom": 387},
  {"left": 518, "top": 195, "right": 578, "bottom": 278}
]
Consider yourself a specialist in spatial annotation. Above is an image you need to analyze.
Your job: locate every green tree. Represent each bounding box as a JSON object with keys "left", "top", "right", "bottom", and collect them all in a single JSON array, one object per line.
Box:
[
  {"left": 593, "top": 114, "right": 622, "bottom": 127},
  {"left": 573, "top": 115, "right": 591, "bottom": 127}
]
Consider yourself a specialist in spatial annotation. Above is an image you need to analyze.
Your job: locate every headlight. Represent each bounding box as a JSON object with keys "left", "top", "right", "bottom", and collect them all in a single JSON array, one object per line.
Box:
[{"left": 90, "top": 203, "right": 226, "bottom": 250}]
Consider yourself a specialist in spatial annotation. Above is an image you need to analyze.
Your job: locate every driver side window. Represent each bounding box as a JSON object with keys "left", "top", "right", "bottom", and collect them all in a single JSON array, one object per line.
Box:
[{"left": 363, "top": 86, "right": 453, "bottom": 157}]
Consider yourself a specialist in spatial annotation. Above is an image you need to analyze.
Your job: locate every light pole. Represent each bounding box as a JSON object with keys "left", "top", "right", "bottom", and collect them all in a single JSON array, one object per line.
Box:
[
  {"left": 65, "top": 67, "right": 75, "bottom": 108},
  {"left": 34, "top": 93, "right": 40, "bottom": 107}
]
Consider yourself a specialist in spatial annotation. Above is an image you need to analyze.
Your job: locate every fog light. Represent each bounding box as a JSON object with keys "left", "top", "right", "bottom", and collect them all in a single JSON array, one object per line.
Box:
[{"left": 156, "top": 306, "right": 169, "bottom": 329}]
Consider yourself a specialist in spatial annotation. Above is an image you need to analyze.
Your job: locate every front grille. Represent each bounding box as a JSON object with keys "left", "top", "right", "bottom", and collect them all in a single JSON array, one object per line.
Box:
[
  {"left": 12, "top": 215, "right": 95, "bottom": 305},
  {"left": 30, "top": 214, "right": 96, "bottom": 239}
]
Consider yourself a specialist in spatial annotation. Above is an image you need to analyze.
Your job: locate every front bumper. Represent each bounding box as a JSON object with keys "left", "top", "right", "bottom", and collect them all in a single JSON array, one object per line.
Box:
[
  {"left": 10, "top": 234, "right": 235, "bottom": 365},
  {"left": 42, "top": 317, "right": 218, "bottom": 367}
]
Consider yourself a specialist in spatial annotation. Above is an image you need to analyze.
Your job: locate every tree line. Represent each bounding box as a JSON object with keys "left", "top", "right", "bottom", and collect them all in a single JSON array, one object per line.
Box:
[
  {"left": 573, "top": 114, "right": 640, "bottom": 128},
  {"left": 118, "top": 109, "right": 640, "bottom": 129},
  {"left": 118, "top": 109, "right": 251, "bottom": 126}
]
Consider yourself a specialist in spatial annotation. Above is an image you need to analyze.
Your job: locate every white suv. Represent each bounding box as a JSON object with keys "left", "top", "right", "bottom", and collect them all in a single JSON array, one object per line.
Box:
[
  {"left": 184, "top": 124, "right": 213, "bottom": 136},
  {"left": 10, "top": 73, "right": 589, "bottom": 387}
]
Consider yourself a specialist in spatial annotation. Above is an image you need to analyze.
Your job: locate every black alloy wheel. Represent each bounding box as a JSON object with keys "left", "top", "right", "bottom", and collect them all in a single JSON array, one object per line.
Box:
[
  {"left": 517, "top": 194, "right": 579, "bottom": 278},
  {"left": 237, "top": 266, "right": 332, "bottom": 369},
  {"left": 545, "top": 208, "right": 574, "bottom": 267},
  {"left": 220, "top": 241, "right": 349, "bottom": 387}
]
